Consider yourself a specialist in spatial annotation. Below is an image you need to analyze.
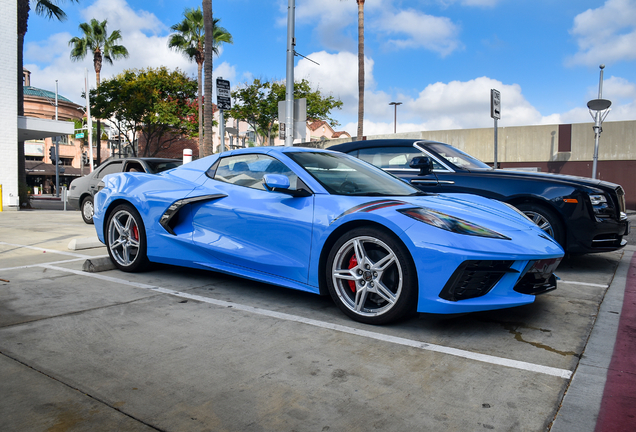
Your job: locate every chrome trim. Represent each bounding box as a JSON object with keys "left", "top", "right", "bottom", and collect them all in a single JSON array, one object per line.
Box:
[{"left": 160, "top": 194, "right": 227, "bottom": 235}]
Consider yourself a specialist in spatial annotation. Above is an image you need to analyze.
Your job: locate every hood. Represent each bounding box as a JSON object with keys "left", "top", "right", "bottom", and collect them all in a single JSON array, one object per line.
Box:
[{"left": 476, "top": 168, "right": 620, "bottom": 192}]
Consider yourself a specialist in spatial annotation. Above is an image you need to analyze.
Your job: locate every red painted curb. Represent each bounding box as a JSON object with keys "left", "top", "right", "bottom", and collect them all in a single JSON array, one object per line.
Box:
[{"left": 595, "top": 252, "right": 636, "bottom": 432}]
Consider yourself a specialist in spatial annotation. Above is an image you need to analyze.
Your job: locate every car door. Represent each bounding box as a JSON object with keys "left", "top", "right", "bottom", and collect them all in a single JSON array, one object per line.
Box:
[
  {"left": 189, "top": 153, "right": 314, "bottom": 284},
  {"left": 91, "top": 160, "right": 124, "bottom": 196}
]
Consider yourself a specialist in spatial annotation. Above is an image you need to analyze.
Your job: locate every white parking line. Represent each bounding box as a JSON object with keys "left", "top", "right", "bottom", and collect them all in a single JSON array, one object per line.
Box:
[
  {"left": 37, "top": 263, "right": 573, "bottom": 380},
  {"left": 0, "top": 242, "right": 93, "bottom": 259},
  {"left": 558, "top": 280, "right": 608, "bottom": 288}
]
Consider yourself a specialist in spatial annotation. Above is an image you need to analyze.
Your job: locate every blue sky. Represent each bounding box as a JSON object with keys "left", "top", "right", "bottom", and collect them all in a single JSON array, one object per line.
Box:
[{"left": 24, "top": 0, "right": 636, "bottom": 137}]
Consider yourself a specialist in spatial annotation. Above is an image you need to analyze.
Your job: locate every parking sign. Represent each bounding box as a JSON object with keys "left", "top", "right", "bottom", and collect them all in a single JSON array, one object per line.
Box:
[{"left": 216, "top": 78, "right": 231, "bottom": 110}]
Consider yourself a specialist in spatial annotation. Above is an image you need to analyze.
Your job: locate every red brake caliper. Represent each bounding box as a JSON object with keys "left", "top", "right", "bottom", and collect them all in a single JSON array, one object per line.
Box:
[
  {"left": 132, "top": 224, "right": 139, "bottom": 242},
  {"left": 348, "top": 255, "right": 358, "bottom": 293}
]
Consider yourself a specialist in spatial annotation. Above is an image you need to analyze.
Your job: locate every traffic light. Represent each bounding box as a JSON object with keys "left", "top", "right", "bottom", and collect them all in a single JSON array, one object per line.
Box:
[
  {"left": 49, "top": 146, "right": 56, "bottom": 163},
  {"left": 82, "top": 152, "right": 88, "bottom": 165}
]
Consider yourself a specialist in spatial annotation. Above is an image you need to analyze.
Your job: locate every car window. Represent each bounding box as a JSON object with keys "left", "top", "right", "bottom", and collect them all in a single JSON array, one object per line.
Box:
[
  {"left": 145, "top": 160, "right": 182, "bottom": 173},
  {"left": 213, "top": 154, "right": 298, "bottom": 190},
  {"left": 125, "top": 162, "right": 144, "bottom": 173},
  {"left": 286, "top": 151, "right": 420, "bottom": 196},
  {"left": 96, "top": 161, "right": 123, "bottom": 179},
  {"left": 422, "top": 142, "right": 491, "bottom": 170},
  {"left": 356, "top": 147, "right": 445, "bottom": 170}
]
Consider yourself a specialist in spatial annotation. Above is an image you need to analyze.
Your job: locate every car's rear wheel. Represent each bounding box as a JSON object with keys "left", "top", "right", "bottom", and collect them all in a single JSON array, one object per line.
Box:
[
  {"left": 326, "top": 227, "right": 417, "bottom": 324},
  {"left": 106, "top": 204, "right": 149, "bottom": 272},
  {"left": 81, "top": 196, "right": 94, "bottom": 224},
  {"left": 516, "top": 203, "right": 565, "bottom": 248}
]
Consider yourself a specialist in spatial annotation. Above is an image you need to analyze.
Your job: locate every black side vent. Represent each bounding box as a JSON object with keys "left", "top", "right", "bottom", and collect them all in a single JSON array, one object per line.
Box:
[{"left": 439, "top": 260, "right": 516, "bottom": 302}]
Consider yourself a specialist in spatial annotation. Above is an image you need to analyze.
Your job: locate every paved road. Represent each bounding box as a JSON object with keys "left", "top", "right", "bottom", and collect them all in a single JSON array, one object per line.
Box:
[{"left": 0, "top": 210, "right": 634, "bottom": 431}]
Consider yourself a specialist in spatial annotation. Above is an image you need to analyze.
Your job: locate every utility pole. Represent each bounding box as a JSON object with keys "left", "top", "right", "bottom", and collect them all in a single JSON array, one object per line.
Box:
[
  {"left": 55, "top": 81, "right": 59, "bottom": 197},
  {"left": 284, "top": 0, "right": 295, "bottom": 146}
]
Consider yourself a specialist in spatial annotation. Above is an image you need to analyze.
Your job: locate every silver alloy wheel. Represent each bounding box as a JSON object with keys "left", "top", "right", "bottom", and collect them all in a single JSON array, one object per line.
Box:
[
  {"left": 522, "top": 210, "right": 554, "bottom": 237},
  {"left": 108, "top": 209, "right": 141, "bottom": 267},
  {"left": 82, "top": 199, "right": 94, "bottom": 222},
  {"left": 331, "top": 236, "right": 403, "bottom": 317}
]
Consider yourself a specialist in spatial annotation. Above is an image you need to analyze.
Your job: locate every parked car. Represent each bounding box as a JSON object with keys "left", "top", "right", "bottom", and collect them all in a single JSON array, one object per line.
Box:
[
  {"left": 328, "top": 139, "right": 630, "bottom": 254},
  {"left": 68, "top": 158, "right": 182, "bottom": 224},
  {"left": 93, "top": 146, "right": 563, "bottom": 324}
]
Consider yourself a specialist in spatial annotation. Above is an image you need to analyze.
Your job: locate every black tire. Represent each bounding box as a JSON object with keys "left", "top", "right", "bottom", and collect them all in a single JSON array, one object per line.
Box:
[
  {"left": 326, "top": 227, "right": 417, "bottom": 324},
  {"left": 106, "top": 204, "right": 149, "bottom": 272},
  {"left": 81, "top": 196, "right": 94, "bottom": 224},
  {"left": 515, "top": 203, "right": 565, "bottom": 248}
]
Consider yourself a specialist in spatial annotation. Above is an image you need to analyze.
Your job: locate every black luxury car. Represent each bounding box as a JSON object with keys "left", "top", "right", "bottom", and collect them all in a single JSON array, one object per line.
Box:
[
  {"left": 68, "top": 157, "right": 182, "bottom": 224},
  {"left": 328, "top": 139, "right": 630, "bottom": 254}
]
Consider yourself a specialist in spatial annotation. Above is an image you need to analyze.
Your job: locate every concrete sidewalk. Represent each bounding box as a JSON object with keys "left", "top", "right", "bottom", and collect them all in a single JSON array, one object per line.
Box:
[{"left": 553, "top": 244, "right": 636, "bottom": 431}]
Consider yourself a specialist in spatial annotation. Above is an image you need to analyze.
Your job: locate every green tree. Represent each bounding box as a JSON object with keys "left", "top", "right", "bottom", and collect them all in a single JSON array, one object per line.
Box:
[
  {"left": 169, "top": 9, "right": 232, "bottom": 158},
  {"left": 68, "top": 18, "right": 128, "bottom": 86},
  {"left": 17, "top": 0, "right": 79, "bottom": 207},
  {"left": 69, "top": 18, "right": 128, "bottom": 165},
  {"left": 90, "top": 67, "right": 198, "bottom": 157},
  {"left": 228, "top": 78, "right": 343, "bottom": 145}
]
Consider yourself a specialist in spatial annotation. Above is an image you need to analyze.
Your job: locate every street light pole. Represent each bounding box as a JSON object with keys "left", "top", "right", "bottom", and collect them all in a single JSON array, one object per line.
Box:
[
  {"left": 389, "top": 102, "right": 402, "bottom": 134},
  {"left": 587, "top": 65, "right": 612, "bottom": 179}
]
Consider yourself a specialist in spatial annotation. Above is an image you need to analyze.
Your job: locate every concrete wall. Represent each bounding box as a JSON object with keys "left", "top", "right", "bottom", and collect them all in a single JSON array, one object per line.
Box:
[{"left": 0, "top": 0, "right": 18, "bottom": 210}]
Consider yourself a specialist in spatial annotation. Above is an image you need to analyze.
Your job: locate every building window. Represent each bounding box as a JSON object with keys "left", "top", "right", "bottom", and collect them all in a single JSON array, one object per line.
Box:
[
  {"left": 59, "top": 157, "right": 73, "bottom": 166},
  {"left": 26, "top": 156, "right": 44, "bottom": 161}
]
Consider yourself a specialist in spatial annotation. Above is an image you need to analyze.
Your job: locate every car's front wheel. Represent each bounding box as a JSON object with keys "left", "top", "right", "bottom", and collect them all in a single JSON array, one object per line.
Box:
[
  {"left": 106, "top": 204, "right": 149, "bottom": 272},
  {"left": 81, "top": 196, "right": 94, "bottom": 224},
  {"left": 516, "top": 203, "right": 565, "bottom": 248},
  {"left": 326, "top": 227, "right": 417, "bottom": 324}
]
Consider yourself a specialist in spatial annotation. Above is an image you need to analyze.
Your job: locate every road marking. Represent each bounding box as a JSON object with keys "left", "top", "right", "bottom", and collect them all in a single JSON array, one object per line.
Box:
[
  {"left": 37, "top": 263, "right": 573, "bottom": 380},
  {"left": 0, "top": 257, "right": 106, "bottom": 273},
  {"left": 0, "top": 242, "right": 93, "bottom": 259},
  {"left": 559, "top": 280, "right": 608, "bottom": 288}
]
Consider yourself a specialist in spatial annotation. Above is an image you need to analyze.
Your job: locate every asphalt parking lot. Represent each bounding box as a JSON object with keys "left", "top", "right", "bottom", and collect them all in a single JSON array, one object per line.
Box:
[{"left": 1, "top": 209, "right": 634, "bottom": 431}]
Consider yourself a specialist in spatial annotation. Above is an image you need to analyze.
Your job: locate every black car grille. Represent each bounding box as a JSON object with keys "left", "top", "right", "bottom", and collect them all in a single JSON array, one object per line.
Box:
[{"left": 439, "top": 260, "right": 515, "bottom": 301}]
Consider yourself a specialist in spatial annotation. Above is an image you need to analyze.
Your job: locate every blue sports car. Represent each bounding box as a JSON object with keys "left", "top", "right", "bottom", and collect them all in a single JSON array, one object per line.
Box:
[{"left": 94, "top": 147, "right": 564, "bottom": 324}]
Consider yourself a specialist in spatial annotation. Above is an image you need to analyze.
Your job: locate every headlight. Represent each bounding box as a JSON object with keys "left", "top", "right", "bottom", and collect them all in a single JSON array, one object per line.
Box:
[
  {"left": 398, "top": 207, "right": 510, "bottom": 240},
  {"left": 589, "top": 194, "right": 607, "bottom": 206}
]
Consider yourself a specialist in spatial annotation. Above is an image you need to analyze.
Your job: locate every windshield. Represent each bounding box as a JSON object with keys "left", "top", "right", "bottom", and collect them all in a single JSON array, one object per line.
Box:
[
  {"left": 286, "top": 151, "right": 421, "bottom": 196},
  {"left": 422, "top": 142, "right": 492, "bottom": 170}
]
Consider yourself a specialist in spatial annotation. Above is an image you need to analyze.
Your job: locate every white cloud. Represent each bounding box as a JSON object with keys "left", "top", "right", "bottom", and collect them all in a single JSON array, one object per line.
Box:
[
  {"left": 23, "top": 0, "right": 238, "bottom": 104},
  {"left": 374, "top": 9, "right": 461, "bottom": 55},
  {"left": 295, "top": 51, "right": 377, "bottom": 117},
  {"left": 567, "top": 0, "right": 636, "bottom": 66}
]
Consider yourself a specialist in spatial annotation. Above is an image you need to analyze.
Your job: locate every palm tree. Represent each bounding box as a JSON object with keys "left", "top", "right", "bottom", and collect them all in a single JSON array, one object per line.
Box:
[
  {"left": 169, "top": 8, "right": 232, "bottom": 158},
  {"left": 203, "top": 0, "right": 213, "bottom": 157},
  {"left": 69, "top": 18, "right": 129, "bottom": 87},
  {"left": 17, "top": 0, "right": 78, "bottom": 207},
  {"left": 341, "top": 0, "right": 365, "bottom": 139},
  {"left": 69, "top": 18, "right": 129, "bottom": 165}
]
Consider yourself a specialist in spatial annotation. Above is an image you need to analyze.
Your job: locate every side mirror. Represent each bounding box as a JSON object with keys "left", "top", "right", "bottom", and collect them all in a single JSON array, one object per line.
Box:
[
  {"left": 263, "top": 174, "right": 290, "bottom": 190},
  {"left": 409, "top": 156, "right": 434, "bottom": 176},
  {"left": 263, "top": 174, "right": 311, "bottom": 197}
]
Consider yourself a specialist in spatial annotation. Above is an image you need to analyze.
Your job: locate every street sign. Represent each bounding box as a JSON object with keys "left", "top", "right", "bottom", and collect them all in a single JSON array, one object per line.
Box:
[
  {"left": 491, "top": 89, "right": 501, "bottom": 119},
  {"left": 216, "top": 78, "right": 231, "bottom": 110},
  {"left": 75, "top": 132, "right": 85, "bottom": 139}
]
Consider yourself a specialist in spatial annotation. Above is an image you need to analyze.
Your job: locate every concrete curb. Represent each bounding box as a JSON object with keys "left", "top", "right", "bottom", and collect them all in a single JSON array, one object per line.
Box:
[
  {"left": 551, "top": 249, "right": 635, "bottom": 431},
  {"left": 68, "top": 237, "right": 104, "bottom": 251},
  {"left": 82, "top": 257, "right": 116, "bottom": 273}
]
